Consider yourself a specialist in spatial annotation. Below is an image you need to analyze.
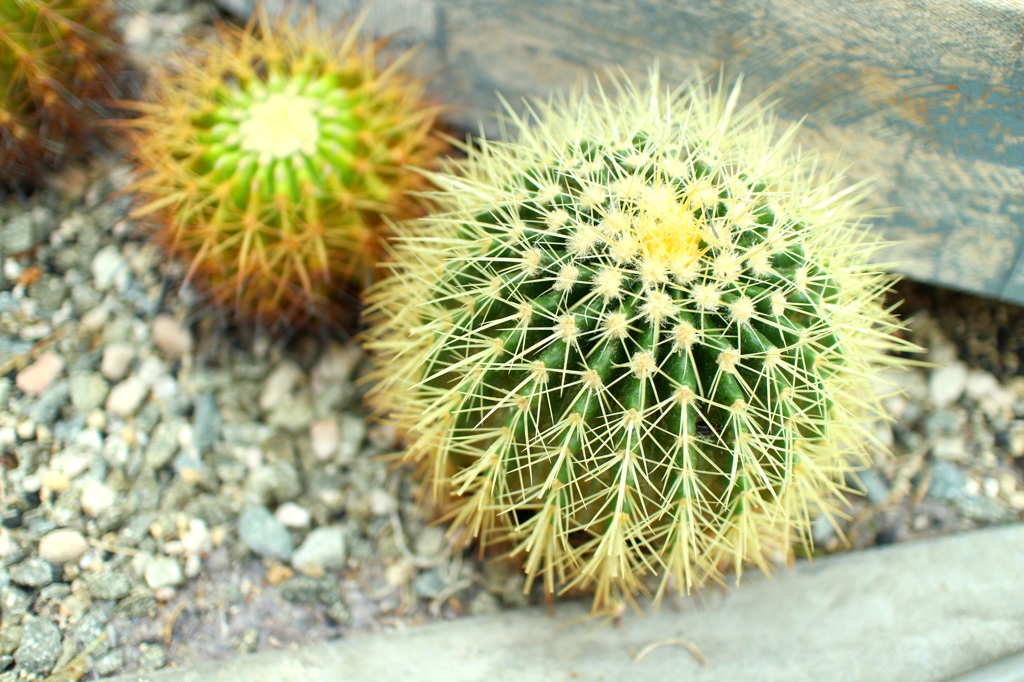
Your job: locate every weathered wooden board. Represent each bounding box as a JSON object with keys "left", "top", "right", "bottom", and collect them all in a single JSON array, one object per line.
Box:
[{"left": 215, "top": 0, "right": 1024, "bottom": 303}]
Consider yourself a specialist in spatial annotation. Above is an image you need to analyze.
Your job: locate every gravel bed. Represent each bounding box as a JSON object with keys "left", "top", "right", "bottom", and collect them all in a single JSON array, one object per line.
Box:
[{"left": 1, "top": 3, "right": 1023, "bottom": 680}]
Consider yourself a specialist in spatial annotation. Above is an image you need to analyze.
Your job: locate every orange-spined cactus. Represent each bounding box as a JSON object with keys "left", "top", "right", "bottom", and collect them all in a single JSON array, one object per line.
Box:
[
  {"left": 127, "top": 7, "right": 445, "bottom": 329},
  {"left": 0, "top": 0, "right": 124, "bottom": 188}
]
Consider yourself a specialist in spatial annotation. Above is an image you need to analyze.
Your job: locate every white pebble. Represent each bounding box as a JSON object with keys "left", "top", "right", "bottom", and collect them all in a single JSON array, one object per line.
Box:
[
  {"left": 311, "top": 343, "right": 362, "bottom": 394},
  {"left": 79, "top": 304, "right": 110, "bottom": 331},
  {"left": 181, "top": 519, "right": 212, "bottom": 555},
  {"left": 91, "top": 245, "right": 129, "bottom": 292},
  {"left": 105, "top": 377, "right": 148, "bottom": 417},
  {"left": 983, "top": 477, "right": 1000, "bottom": 499},
  {"left": 144, "top": 556, "right": 184, "bottom": 589},
  {"left": 38, "top": 529, "right": 90, "bottom": 564},
  {"left": 137, "top": 356, "right": 167, "bottom": 388},
  {"left": 81, "top": 481, "right": 117, "bottom": 517},
  {"left": 929, "top": 360, "right": 968, "bottom": 408},
  {"left": 274, "top": 502, "right": 311, "bottom": 529},
  {"left": 152, "top": 315, "right": 193, "bottom": 358},
  {"left": 101, "top": 343, "right": 136, "bottom": 381},
  {"left": 369, "top": 489, "right": 397, "bottom": 516},
  {"left": 15, "top": 352, "right": 65, "bottom": 396},
  {"left": 965, "top": 369, "right": 999, "bottom": 402},
  {"left": 259, "top": 361, "right": 303, "bottom": 412},
  {"left": 310, "top": 418, "right": 339, "bottom": 460}
]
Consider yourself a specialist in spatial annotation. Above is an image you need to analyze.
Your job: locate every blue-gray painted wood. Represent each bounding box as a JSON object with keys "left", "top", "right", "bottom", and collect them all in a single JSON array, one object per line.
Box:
[{"left": 216, "top": 0, "right": 1024, "bottom": 303}]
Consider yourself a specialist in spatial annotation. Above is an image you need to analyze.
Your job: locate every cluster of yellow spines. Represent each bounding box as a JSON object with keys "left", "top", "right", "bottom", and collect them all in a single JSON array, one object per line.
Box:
[{"left": 365, "top": 72, "right": 913, "bottom": 613}]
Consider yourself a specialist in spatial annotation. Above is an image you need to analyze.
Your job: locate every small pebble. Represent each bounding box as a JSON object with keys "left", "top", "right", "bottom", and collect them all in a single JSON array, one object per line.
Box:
[
  {"left": 310, "top": 418, "right": 339, "bottom": 460},
  {"left": 81, "top": 481, "right": 118, "bottom": 517},
  {"left": 15, "top": 353, "right": 65, "bottom": 396},
  {"left": 83, "top": 571, "right": 132, "bottom": 601},
  {"left": 136, "top": 642, "right": 167, "bottom": 673},
  {"left": 79, "top": 304, "right": 110, "bottom": 331},
  {"left": 291, "top": 525, "right": 347, "bottom": 576},
  {"left": 152, "top": 315, "right": 193, "bottom": 358},
  {"left": 144, "top": 557, "right": 184, "bottom": 590},
  {"left": 9, "top": 558, "right": 54, "bottom": 588},
  {"left": 91, "top": 245, "right": 128, "bottom": 292},
  {"left": 93, "top": 648, "right": 125, "bottom": 676},
  {"left": 105, "top": 376, "right": 148, "bottom": 417},
  {"left": 38, "top": 530, "right": 89, "bottom": 564},
  {"left": 69, "top": 372, "right": 110, "bottom": 412},
  {"left": 238, "top": 506, "right": 293, "bottom": 560},
  {"left": 259, "top": 361, "right": 303, "bottom": 412},
  {"left": 13, "top": 618, "right": 61, "bottom": 674},
  {"left": 274, "top": 502, "right": 311, "bottom": 529},
  {"left": 100, "top": 343, "right": 136, "bottom": 382},
  {"left": 929, "top": 360, "right": 969, "bottom": 408}
]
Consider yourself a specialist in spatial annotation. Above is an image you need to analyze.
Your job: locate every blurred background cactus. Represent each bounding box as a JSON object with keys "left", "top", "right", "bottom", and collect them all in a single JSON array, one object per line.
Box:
[
  {"left": 0, "top": 0, "right": 126, "bottom": 190},
  {"left": 365, "top": 72, "right": 916, "bottom": 613},
  {"left": 126, "top": 6, "right": 444, "bottom": 330}
]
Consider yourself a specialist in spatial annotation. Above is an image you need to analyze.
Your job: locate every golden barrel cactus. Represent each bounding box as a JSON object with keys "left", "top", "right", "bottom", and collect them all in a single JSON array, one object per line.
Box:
[{"left": 365, "top": 71, "right": 914, "bottom": 613}]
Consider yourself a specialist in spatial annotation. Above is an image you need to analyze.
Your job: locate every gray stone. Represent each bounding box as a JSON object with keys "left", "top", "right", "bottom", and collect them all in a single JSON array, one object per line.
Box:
[
  {"left": 1, "top": 213, "right": 37, "bottom": 254},
  {"left": 1, "top": 208, "right": 54, "bottom": 254},
  {"left": 137, "top": 642, "right": 167, "bottom": 673},
  {"left": 28, "top": 276, "right": 68, "bottom": 314},
  {"left": 413, "top": 569, "right": 446, "bottom": 600},
  {"left": 238, "top": 507, "right": 293, "bottom": 560},
  {"left": 468, "top": 590, "right": 502, "bottom": 617},
  {"left": 291, "top": 526, "right": 347, "bottom": 575},
  {"left": 852, "top": 469, "right": 890, "bottom": 506},
  {"left": 83, "top": 571, "right": 132, "bottom": 601},
  {"left": 13, "top": 618, "right": 61, "bottom": 674},
  {"left": 8, "top": 559, "right": 53, "bottom": 589},
  {"left": 0, "top": 585, "right": 31, "bottom": 621},
  {"left": 69, "top": 372, "right": 110, "bottom": 412},
  {"left": 267, "top": 394, "right": 315, "bottom": 431},
  {"left": 145, "top": 420, "right": 181, "bottom": 470},
  {"left": 28, "top": 381, "right": 69, "bottom": 425},
  {"left": 37, "top": 583, "right": 71, "bottom": 602},
  {"left": 956, "top": 497, "right": 1019, "bottom": 525},
  {"left": 94, "top": 648, "right": 125, "bottom": 676},
  {"left": 73, "top": 605, "right": 111, "bottom": 653},
  {"left": 925, "top": 461, "right": 967, "bottom": 501},
  {"left": 0, "top": 378, "right": 11, "bottom": 407},
  {"left": 243, "top": 462, "right": 301, "bottom": 507},
  {"left": 277, "top": 576, "right": 339, "bottom": 605},
  {"left": 0, "top": 625, "right": 22, "bottom": 657},
  {"left": 192, "top": 392, "right": 222, "bottom": 454},
  {"left": 143, "top": 557, "right": 184, "bottom": 590},
  {"left": 326, "top": 601, "right": 351, "bottom": 625}
]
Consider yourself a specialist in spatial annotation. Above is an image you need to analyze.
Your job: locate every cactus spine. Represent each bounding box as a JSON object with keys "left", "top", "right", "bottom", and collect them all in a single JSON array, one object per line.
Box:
[
  {"left": 128, "top": 8, "right": 443, "bottom": 328},
  {"left": 0, "top": 0, "right": 124, "bottom": 188},
  {"left": 365, "top": 71, "right": 913, "bottom": 613}
]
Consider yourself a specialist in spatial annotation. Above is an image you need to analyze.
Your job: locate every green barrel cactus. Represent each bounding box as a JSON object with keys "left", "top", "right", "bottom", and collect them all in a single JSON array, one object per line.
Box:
[
  {"left": 127, "top": 7, "right": 444, "bottom": 328},
  {"left": 365, "top": 71, "right": 913, "bottom": 613}
]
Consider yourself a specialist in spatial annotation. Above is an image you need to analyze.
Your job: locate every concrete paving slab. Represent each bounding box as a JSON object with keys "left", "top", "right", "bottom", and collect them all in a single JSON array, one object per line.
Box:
[{"left": 110, "top": 524, "right": 1024, "bottom": 682}]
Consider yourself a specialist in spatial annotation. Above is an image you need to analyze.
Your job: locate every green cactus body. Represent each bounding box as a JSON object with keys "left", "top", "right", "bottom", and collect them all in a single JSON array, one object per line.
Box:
[
  {"left": 366, "top": 72, "right": 912, "bottom": 613},
  {"left": 129, "top": 8, "right": 443, "bottom": 328},
  {"left": 0, "top": 0, "right": 123, "bottom": 187}
]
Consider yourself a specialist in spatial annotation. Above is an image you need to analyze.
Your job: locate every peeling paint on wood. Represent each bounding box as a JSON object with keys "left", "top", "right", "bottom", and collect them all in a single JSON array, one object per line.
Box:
[{"left": 217, "top": 0, "right": 1024, "bottom": 303}]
